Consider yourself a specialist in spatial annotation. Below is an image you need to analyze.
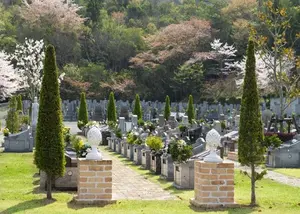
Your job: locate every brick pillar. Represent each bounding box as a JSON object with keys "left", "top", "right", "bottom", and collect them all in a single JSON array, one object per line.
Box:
[
  {"left": 190, "top": 161, "right": 236, "bottom": 208},
  {"left": 75, "top": 159, "right": 114, "bottom": 204}
]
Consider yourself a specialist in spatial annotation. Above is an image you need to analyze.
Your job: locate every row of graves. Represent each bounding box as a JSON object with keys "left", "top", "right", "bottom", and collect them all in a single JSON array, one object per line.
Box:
[{"left": 2, "top": 97, "right": 39, "bottom": 152}]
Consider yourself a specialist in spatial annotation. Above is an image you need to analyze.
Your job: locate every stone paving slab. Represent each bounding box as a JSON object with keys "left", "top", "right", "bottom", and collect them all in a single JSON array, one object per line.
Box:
[{"left": 100, "top": 147, "right": 177, "bottom": 200}]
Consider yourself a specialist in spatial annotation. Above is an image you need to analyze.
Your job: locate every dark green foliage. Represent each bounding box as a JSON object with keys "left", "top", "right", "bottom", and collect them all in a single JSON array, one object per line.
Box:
[
  {"left": 187, "top": 95, "right": 195, "bottom": 124},
  {"left": 17, "top": 95, "right": 23, "bottom": 112},
  {"left": 34, "top": 45, "right": 65, "bottom": 198},
  {"left": 6, "top": 96, "right": 20, "bottom": 134},
  {"left": 169, "top": 139, "right": 193, "bottom": 163},
  {"left": 262, "top": 135, "right": 282, "bottom": 148},
  {"left": 107, "top": 92, "right": 117, "bottom": 122},
  {"left": 78, "top": 92, "right": 88, "bottom": 129},
  {"left": 133, "top": 94, "right": 142, "bottom": 120},
  {"left": 138, "top": 119, "right": 144, "bottom": 127},
  {"left": 238, "top": 40, "right": 265, "bottom": 206},
  {"left": 164, "top": 95, "right": 171, "bottom": 121},
  {"left": 238, "top": 40, "right": 264, "bottom": 166}
]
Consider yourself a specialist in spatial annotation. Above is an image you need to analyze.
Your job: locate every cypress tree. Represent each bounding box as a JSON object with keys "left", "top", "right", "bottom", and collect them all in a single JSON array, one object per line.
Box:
[
  {"left": 6, "top": 96, "right": 20, "bottom": 134},
  {"left": 187, "top": 95, "right": 195, "bottom": 124},
  {"left": 17, "top": 95, "right": 23, "bottom": 112},
  {"left": 78, "top": 92, "right": 88, "bottom": 129},
  {"left": 133, "top": 94, "right": 142, "bottom": 120},
  {"left": 164, "top": 95, "right": 171, "bottom": 121},
  {"left": 34, "top": 45, "right": 65, "bottom": 200},
  {"left": 238, "top": 40, "right": 265, "bottom": 206},
  {"left": 107, "top": 92, "right": 117, "bottom": 122}
]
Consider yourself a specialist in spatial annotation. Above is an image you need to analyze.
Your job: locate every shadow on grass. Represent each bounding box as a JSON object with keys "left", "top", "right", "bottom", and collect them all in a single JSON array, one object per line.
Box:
[
  {"left": 67, "top": 198, "right": 115, "bottom": 210},
  {"left": 188, "top": 204, "right": 255, "bottom": 214},
  {"left": 0, "top": 198, "right": 56, "bottom": 214}
]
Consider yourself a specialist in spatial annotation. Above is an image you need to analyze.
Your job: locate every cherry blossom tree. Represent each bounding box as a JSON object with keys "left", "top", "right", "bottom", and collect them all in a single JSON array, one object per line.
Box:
[
  {"left": 21, "top": 0, "right": 84, "bottom": 34},
  {"left": 0, "top": 51, "right": 20, "bottom": 100},
  {"left": 210, "top": 39, "right": 237, "bottom": 74},
  {"left": 235, "top": 52, "right": 295, "bottom": 95},
  {"left": 10, "top": 38, "right": 44, "bottom": 100}
]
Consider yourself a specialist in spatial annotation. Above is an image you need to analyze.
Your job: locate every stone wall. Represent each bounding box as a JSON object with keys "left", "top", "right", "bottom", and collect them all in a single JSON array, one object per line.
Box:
[
  {"left": 77, "top": 159, "right": 113, "bottom": 203},
  {"left": 191, "top": 161, "right": 235, "bottom": 208}
]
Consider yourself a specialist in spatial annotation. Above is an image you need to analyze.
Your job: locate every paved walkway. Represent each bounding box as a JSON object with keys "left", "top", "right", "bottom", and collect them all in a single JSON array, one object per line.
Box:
[
  {"left": 225, "top": 159, "right": 300, "bottom": 187},
  {"left": 64, "top": 122, "right": 176, "bottom": 200},
  {"left": 101, "top": 148, "right": 176, "bottom": 200}
]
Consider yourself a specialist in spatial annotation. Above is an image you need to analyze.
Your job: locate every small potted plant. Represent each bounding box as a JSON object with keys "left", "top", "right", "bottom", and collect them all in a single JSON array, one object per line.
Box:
[
  {"left": 169, "top": 139, "right": 194, "bottom": 189},
  {"left": 3, "top": 128, "right": 9, "bottom": 137},
  {"left": 146, "top": 136, "right": 163, "bottom": 174}
]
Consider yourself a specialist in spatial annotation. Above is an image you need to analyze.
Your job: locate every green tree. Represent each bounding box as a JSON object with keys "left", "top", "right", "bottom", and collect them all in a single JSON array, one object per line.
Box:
[
  {"left": 6, "top": 96, "right": 20, "bottom": 134},
  {"left": 164, "top": 95, "right": 171, "bottom": 121},
  {"left": 78, "top": 92, "right": 88, "bottom": 129},
  {"left": 107, "top": 92, "right": 117, "bottom": 122},
  {"left": 187, "top": 95, "right": 195, "bottom": 124},
  {"left": 238, "top": 40, "right": 265, "bottom": 206},
  {"left": 133, "top": 94, "right": 142, "bottom": 120},
  {"left": 17, "top": 95, "right": 23, "bottom": 112},
  {"left": 254, "top": 1, "right": 300, "bottom": 129},
  {"left": 34, "top": 45, "right": 65, "bottom": 200}
]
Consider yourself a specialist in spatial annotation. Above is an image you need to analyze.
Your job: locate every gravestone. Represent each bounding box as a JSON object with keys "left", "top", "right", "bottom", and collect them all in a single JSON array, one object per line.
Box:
[
  {"left": 120, "top": 106, "right": 129, "bottom": 120},
  {"left": 182, "top": 116, "right": 189, "bottom": 126},
  {"left": 119, "top": 117, "right": 126, "bottom": 134},
  {"left": 132, "top": 115, "right": 138, "bottom": 127},
  {"left": 31, "top": 97, "right": 39, "bottom": 146},
  {"left": 92, "top": 105, "right": 104, "bottom": 121},
  {"left": 159, "top": 114, "right": 165, "bottom": 127}
]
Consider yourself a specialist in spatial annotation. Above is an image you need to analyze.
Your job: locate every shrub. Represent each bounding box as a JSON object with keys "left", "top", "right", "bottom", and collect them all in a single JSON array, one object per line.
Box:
[
  {"left": 133, "top": 94, "right": 142, "bottom": 120},
  {"left": 127, "top": 132, "right": 137, "bottom": 145},
  {"left": 179, "top": 124, "right": 188, "bottom": 133},
  {"left": 164, "top": 95, "right": 171, "bottom": 121},
  {"left": 107, "top": 92, "right": 117, "bottom": 122},
  {"left": 143, "top": 121, "right": 156, "bottom": 132},
  {"left": 187, "top": 95, "right": 195, "bottom": 124},
  {"left": 221, "top": 121, "right": 226, "bottom": 130},
  {"left": 21, "top": 115, "right": 30, "bottom": 125},
  {"left": 264, "top": 132, "right": 295, "bottom": 142},
  {"left": 17, "top": 95, "right": 23, "bottom": 112},
  {"left": 77, "top": 120, "right": 85, "bottom": 130},
  {"left": 78, "top": 92, "right": 88, "bottom": 129},
  {"left": 169, "top": 139, "right": 193, "bottom": 163},
  {"left": 63, "top": 127, "right": 71, "bottom": 146},
  {"left": 146, "top": 136, "right": 163, "bottom": 152},
  {"left": 138, "top": 119, "right": 144, "bottom": 127},
  {"left": 3, "top": 128, "right": 9, "bottom": 137},
  {"left": 6, "top": 96, "right": 20, "bottom": 134}
]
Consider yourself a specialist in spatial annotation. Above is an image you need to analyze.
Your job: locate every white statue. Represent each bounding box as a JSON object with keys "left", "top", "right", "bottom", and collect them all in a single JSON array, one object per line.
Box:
[
  {"left": 204, "top": 128, "right": 223, "bottom": 163},
  {"left": 31, "top": 97, "right": 39, "bottom": 127}
]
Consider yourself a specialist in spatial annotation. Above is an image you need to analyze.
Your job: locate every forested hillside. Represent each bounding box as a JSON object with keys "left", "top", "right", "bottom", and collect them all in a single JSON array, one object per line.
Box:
[{"left": 0, "top": 0, "right": 299, "bottom": 102}]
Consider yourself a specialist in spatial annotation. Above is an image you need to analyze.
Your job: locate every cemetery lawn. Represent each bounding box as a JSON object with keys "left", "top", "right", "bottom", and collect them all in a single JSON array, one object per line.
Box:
[
  {"left": 1, "top": 151, "right": 300, "bottom": 214},
  {"left": 269, "top": 168, "right": 300, "bottom": 179}
]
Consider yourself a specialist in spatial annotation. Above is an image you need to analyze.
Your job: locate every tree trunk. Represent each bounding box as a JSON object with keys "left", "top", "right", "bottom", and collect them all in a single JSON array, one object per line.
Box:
[
  {"left": 250, "top": 163, "right": 256, "bottom": 206},
  {"left": 46, "top": 174, "right": 52, "bottom": 199}
]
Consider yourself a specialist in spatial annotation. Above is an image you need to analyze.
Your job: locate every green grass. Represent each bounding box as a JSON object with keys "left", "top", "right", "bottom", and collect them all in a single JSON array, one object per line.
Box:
[
  {"left": 269, "top": 168, "right": 300, "bottom": 179},
  {"left": 1, "top": 150, "right": 300, "bottom": 214}
]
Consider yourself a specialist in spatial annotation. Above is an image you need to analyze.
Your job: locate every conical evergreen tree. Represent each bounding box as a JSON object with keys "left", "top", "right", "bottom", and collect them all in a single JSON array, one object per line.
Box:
[
  {"left": 164, "top": 95, "right": 171, "bottom": 121},
  {"left": 78, "top": 92, "right": 88, "bottom": 129},
  {"left": 133, "top": 94, "right": 142, "bottom": 120},
  {"left": 6, "top": 96, "right": 19, "bottom": 134},
  {"left": 238, "top": 40, "right": 264, "bottom": 206},
  {"left": 187, "top": 95, "right": 195, "bottom": 124},
  {"left": 107, "top": 92, "right": 117, "bottom": 122},
  {"left": 34, "top": 45, "right": 65, "bottom": 199},
  {"left": 17, "top": 95, "right": 23, "bottom": 112}
]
